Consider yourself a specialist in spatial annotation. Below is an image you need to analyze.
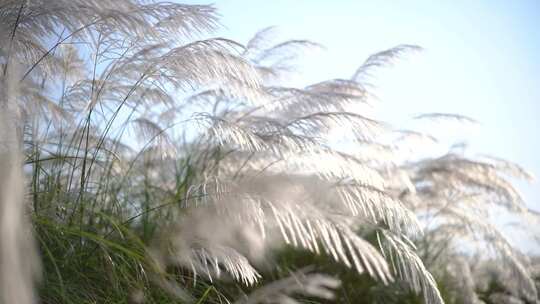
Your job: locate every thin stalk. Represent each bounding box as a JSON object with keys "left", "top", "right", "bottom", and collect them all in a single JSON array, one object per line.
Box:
[{"left": 2, "top": 2, "right": 24, "bottom": 76}]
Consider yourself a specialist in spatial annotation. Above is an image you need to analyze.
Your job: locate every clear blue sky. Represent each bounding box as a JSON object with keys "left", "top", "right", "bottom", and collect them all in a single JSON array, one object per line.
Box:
[{"left": 185, "top": 0, "right": 540, "bottom": 250}]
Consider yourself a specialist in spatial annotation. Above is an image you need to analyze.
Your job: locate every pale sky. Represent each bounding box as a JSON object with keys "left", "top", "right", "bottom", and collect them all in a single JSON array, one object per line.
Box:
[{"left": 184, "top": 0, "right": 540, "bottom": 251}]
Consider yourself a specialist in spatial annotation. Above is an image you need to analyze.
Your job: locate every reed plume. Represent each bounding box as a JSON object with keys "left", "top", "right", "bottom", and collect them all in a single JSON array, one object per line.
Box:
[{"left": 0, "top": 1, "right": 537, "bottom": 303}]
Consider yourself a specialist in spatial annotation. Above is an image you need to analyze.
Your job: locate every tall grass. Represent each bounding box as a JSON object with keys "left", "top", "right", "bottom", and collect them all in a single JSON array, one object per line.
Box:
[{"left": 0, "top": 1, "right": 538, "bottom": 303}]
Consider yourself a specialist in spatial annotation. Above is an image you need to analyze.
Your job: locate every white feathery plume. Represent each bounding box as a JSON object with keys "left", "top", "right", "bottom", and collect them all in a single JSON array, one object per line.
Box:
[
  {"left": 0, "top": 64, "right": 40, "bottom": 304},
  {"left": 2, "top": 2, "right": 537, "bottom": 303},
  {"left": 234, "top": 268, "right": 341, "bottom": 304}
]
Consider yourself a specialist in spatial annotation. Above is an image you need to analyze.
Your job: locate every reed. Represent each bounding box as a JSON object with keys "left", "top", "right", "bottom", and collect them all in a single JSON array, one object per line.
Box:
[{"left": 0, "top": 1, "right": 537, "bottom": 303}]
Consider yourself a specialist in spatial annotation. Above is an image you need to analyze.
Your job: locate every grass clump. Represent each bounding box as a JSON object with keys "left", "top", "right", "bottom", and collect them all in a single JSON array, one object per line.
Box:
[{"left": 0, "top": 1, "right": 538, "bottom": 303}]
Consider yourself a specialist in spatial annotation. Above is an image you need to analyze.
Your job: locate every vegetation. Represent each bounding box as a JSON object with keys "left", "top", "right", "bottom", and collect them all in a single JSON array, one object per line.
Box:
[{"left": 0, "top": 1, "right": 538, "bottom": 303}]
